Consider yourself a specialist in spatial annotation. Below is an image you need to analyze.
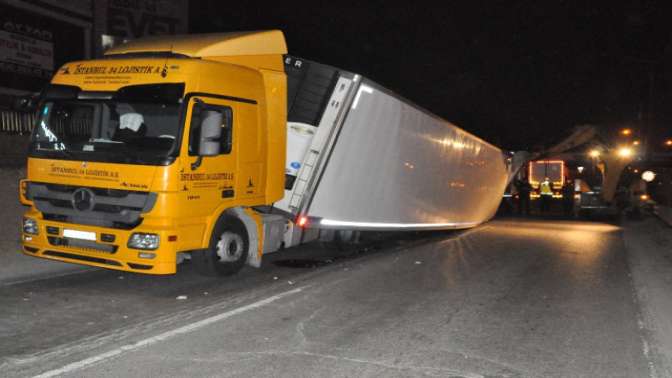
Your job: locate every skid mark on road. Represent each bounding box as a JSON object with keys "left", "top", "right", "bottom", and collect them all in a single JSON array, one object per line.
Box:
[
  {"left": 196, "top": 350, "right": 486, "bottom": 378},
  {"left": 632, "top": 289, "right": 658, "bottom": 378},
  {"left": 624, "top": 228, "right": 659, "bottom": 378},
  {"left": 0, "top": 267, "right": 95, "bottom": 287},
  {"left": 30, "top": 286, "right": 307, "bottom": 378}
]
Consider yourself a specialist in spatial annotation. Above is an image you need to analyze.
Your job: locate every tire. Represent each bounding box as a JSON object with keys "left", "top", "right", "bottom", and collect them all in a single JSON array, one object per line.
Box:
[{"left": 192, "top": 218, "right": 249, "bottom": 276}]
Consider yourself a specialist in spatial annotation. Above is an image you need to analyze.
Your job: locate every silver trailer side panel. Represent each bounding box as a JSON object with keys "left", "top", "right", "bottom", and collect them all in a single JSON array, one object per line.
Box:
[{"left": 306, "top": 80, "right": 509, "bottom": 231}]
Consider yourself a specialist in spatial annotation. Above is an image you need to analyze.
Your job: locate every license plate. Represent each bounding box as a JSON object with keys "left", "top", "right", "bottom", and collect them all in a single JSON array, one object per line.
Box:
[{"left": 63, "top": 229, "right": 96, "bottom": 241}]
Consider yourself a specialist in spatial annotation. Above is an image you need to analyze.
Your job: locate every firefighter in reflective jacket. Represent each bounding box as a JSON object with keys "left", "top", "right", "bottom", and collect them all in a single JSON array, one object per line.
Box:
[{"left": 539, "top": 177, "right": 553, "bottom": 213}]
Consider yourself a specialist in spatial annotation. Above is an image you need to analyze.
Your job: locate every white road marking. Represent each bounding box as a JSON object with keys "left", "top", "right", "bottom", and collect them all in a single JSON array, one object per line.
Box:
[{"left": 32, "top": 286, "right": 306, "bottom": 378}]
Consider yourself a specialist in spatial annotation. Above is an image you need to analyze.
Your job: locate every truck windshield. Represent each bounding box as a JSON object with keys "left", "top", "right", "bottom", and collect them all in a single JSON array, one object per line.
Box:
[{"left": 29, "top": 83, "right": 184, "bottom": 165}]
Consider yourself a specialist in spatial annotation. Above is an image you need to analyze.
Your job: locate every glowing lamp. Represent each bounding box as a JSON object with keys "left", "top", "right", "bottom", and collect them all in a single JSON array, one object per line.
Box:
[
  {"left": 617, "top": 147, "right": 633, "bottom": 158},
  {"left": 642, "top": 171, "right": 656, "bottom": 182}
]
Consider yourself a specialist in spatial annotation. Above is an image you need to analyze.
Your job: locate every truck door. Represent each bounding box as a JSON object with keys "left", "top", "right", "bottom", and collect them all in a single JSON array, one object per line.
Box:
[{"left": 180, "top": 96, "right": 239, "bottom": 217}]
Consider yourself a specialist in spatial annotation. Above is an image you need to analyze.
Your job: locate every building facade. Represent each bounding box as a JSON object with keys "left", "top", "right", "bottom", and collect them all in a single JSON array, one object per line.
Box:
[{"left": 0, "top": 0, "right": 187, "bottom": 138}]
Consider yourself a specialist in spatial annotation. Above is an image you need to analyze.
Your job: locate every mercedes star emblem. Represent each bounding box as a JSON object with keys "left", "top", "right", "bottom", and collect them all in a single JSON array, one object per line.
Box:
[{"left": 71, "top": 188, "right": 95, "bottom": 212}]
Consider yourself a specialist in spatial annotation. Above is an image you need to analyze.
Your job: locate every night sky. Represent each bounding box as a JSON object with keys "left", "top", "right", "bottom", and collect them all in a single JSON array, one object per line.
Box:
[{"left": 189, "top": 1, "right": 672, "bottom": 151}]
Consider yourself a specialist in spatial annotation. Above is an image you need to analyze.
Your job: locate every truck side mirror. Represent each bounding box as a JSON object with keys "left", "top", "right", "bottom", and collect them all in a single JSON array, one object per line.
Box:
[{"left": 198, "top": 109, "right": 223, "bottom": 156}]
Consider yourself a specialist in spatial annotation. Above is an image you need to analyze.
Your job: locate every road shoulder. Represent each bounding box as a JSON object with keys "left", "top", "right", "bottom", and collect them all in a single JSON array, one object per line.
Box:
[{"left": 624, "top": 216, "right": 672, "bottom": 377}]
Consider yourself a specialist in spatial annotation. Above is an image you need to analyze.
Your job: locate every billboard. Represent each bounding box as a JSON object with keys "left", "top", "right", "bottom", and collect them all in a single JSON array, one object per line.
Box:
[
  {"left": 0, "top": 27, "right": 53, "bottom": 79},
  {"left": 0, "top": 3, "right": 87, "bottom": 93}
]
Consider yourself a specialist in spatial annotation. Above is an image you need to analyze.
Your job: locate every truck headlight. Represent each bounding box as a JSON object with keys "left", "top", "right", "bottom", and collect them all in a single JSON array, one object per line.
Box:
[
  {"left": 128, "top": 233, "right": 160, "bottom": 250},
  {"left": 23, "top": 218, "right": 38, "bottom": 235}
]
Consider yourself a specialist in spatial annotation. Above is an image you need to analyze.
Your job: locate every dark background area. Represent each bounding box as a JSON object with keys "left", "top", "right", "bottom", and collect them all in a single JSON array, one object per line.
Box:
[
  {"left": 0, "top": 3, "right": 85, "bottom": 92},
  {"left": 189, "top": 1, "right": 672, "bottom": 151}
]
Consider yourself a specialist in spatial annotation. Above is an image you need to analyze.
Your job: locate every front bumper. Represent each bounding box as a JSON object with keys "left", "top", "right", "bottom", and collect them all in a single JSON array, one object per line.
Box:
[{"left": 21, "top": 216, "right": 178, "bottom": 274}]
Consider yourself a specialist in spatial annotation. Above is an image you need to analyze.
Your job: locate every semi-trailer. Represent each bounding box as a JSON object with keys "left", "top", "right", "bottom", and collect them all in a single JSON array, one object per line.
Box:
[{"left": 19, "top": 31, "right": 513, "bottom": 276}]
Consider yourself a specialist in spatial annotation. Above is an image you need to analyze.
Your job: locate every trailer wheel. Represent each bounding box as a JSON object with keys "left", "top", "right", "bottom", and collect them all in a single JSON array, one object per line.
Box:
[{"left": 192, "top": 219, "right": 248, "bottom": 276}]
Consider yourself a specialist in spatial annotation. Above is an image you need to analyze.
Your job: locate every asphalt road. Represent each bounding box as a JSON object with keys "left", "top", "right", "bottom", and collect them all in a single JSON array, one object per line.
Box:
[{"left": 1, "top": 217, "right": 669, "bottom": 378}]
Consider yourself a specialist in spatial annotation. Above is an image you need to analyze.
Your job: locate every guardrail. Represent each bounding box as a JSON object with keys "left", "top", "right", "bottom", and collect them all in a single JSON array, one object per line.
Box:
[{"left": 0, "top": 109, "right": 36, "bottom": 134}]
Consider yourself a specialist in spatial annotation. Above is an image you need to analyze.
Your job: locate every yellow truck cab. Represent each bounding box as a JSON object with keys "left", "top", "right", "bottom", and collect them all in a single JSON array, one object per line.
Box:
[
  {"left": 20, "top": 31, "right": 287, "bottom": 275},
  {"left": 19, "top": 31, "right": 512, "bottom": 277}
]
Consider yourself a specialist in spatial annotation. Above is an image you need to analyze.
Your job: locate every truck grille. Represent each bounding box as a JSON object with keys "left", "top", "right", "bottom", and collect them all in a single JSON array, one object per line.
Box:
[
  {"left": 47, "top": 236, "right": 118, "bottom": 254},
  {"left": 28, "top": 182, "right": 157, "bottom": 229}
]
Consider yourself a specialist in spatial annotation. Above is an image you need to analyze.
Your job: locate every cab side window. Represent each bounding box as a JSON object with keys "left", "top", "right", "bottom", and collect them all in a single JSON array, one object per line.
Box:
[{"left": 188, "top": 103, "right": 233, "bottom": 156}]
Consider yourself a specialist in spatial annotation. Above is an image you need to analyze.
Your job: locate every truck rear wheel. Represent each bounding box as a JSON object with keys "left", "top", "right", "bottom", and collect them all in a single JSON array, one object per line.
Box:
[{"left": 192, "top": 220, "right": 248, "bottom": 276}]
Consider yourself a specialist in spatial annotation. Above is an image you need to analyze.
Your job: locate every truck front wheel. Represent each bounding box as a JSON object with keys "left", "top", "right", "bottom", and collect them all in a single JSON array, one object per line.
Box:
[{"left": 192, "top": 220, "right": 249, "bottom": 276}]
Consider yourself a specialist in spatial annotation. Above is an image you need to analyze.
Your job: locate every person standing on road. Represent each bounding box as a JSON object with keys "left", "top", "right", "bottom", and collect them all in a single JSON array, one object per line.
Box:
[
  {"left": 562, "top": 178, "right": 575, "bottom": 217},
  {"left": 515, "top": 177, "right": 532, "bottom": 215},
  {"left": 539, "top": 177, "right": 553, "bottom": 213}
]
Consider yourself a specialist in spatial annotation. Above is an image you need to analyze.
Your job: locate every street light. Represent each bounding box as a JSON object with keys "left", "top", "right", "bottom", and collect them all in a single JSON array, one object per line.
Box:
[
  {"left": 665, "top": 139, "right": 672, "bottom": 146},
  {"left": 589, "top": 149, "right": 600, "bottom": 158},
  {"left": 642, "top": 170, "right": 656, "bottom": 182},
  {"left": 620, "top": 128, "right": 632, "bottom": 136},
  {"left": 617, "top": 146, "right": 633, "bottom": 158},
  {"left": 633, "top": 140, "right": 640, "bottom": 146}
]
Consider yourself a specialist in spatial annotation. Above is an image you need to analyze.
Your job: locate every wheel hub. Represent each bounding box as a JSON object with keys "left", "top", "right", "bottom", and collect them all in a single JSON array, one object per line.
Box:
[{"left": 216, "top": 232, "right": 244, "bottom": 262}]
